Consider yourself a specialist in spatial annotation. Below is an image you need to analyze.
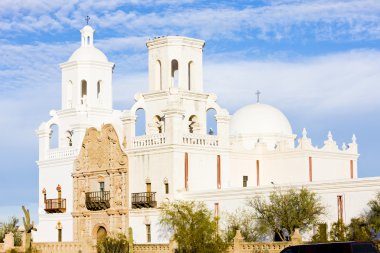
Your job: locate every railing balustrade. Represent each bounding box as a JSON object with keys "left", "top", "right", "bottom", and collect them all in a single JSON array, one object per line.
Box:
[
  {"left": 85, "top": 191, "right": 110, "bottom": 211},
  {"left": 48, "top": 147, "right": 79, "bottom": 159},
  {"left": 131, "top": 192, "right": 157, "bottom": 209},
  {"left": 182, "top": 133, "right": 219, "bottom": 146},
  {"left": 131, "top": 134, "right": 166, "bottom": 148},
  {"left": 44, "top": 198, "right": 66, "bottom": 213}
]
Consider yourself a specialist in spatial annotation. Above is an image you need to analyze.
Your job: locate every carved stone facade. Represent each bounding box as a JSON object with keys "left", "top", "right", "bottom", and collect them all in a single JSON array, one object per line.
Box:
[{"left": 72, "top": 124, "right": 129, "bottom": 244}]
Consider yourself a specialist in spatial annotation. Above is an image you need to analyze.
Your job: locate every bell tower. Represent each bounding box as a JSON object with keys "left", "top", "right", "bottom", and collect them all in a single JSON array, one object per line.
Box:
[
  {"left": 146, "top": 36, "right": 205, "bottom": 92},
  {"left": 60, "top": 25, "right": 114, "bottom": 110}
]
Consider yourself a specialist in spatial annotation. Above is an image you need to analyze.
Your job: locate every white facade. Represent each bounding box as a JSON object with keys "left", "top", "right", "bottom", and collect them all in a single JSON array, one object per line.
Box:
[{"left": 35, "top": 25, "right": 380, "bottom": 243}]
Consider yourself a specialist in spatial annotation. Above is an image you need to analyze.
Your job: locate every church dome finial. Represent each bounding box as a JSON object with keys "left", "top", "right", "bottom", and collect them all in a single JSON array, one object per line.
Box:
[
  {"left": 80, "top": 24, "right": 95, "bottom": 47},
  {"left": 68, "top": 23, "right": 108, "bottom": 62}
]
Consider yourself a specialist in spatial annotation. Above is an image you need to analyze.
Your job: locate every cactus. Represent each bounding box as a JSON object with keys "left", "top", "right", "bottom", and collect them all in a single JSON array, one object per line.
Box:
[
  {"left": 128, "top": 227, "right": 133, "bottom": 253},
  {"left": 22, "top": 205, "right": 37, "bottom": 251}
]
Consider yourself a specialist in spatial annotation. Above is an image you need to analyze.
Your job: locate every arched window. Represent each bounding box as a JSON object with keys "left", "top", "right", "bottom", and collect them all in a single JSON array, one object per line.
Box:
[
  {"left": 97, "top": 80, "right": 102, "bottom": 101},
  {"left": 188, "top": 61, "right": 193, "bottom": 90},
  {"left": 67, "top": 81, "right": 73, "bottom": 108},
  {"left": 135, "top": 108, "right": 146, "bottom": 136},
  {"left": 155, "top": 60, "right": 162, "bottom": 89},
  {"left": 171, "top": 59, "right": 179, "bottom": 87},
  {"left": 206, "top": 108, "right": 217, "bottom": 135},
  {"left": 81, "top": 80, "right": 87, "bottom": 105},
  {"left": 87, "top": 36, "right": 90, "bottom": 45},
  {"left": 188, "top": 115, "right": 200, "bottom": 133},
  {"left": 49, "top": 124, "right": 59, "bottom": 149},
  {"left": 65, "top": 130, "right": 73, "bottom": 147},
  {"left": 81, "top": 80, "right": 87, "bottom": 97},
  {"left": 154, "top": 115, "right": 163, "bottom": 133}
]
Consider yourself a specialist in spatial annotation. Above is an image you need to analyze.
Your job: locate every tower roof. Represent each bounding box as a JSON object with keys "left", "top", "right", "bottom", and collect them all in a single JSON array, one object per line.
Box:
[
  {"left": 68, "top": 25, "right": 108, "bottom": 62},
  {"left": 230, "top": 103, "right": 293, "bottom": 136}
]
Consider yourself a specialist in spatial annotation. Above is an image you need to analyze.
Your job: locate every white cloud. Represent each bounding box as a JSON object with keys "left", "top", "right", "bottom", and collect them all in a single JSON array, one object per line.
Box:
[
  {"left": 204, "top": 49, "right": 380, "bottom": 115},
  {"left": 1, "top": 0, "right": 380, "bottom": 41}
]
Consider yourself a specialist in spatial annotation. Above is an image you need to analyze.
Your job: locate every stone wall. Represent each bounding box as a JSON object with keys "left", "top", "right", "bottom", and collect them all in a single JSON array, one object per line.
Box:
[
  {"left": 133, "top": 244, "right": 170, "bottom": 253},
  {"left": 228, "top": 241, "right": 294, "bottom": 253},
  {"left": 33, "top": 242, "right": 92, "bottom": 253}
]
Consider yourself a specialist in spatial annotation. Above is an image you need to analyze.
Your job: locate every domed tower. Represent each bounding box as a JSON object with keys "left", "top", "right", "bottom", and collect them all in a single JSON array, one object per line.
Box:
[
  {"left": 230, "top": 103, "right": 295, "bottom": 150},
  {"left": 60, "top": 25, "right": 114, "bottom": 110},
  {"left": 35, "top": 25, "right": 120, "bottom": 243}
]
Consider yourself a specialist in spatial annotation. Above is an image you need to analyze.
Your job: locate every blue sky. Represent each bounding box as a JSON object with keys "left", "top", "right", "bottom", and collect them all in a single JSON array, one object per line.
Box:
[{"left": 1, "top": 0, "right": 380, "bottom": 222}]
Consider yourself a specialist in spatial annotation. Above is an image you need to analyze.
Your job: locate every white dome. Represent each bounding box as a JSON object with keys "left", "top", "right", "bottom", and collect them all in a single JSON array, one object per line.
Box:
[
  {"left": 69, "top": 46, "right": 108, "bottom": 62},
  {"left": 230, "top": 103, "right": 292, "bottom": 136}
]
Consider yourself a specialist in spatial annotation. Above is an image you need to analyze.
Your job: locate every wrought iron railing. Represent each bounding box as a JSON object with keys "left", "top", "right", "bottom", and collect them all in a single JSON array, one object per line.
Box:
[
  {"left": 85, "top": 191, "right": 110, "bottom": 211},
  {"left": 131, "top": 192, "right": 157, "bottom": 209},
  {"left": 44, "top": 198, "right": 66, "bottom": 213}
]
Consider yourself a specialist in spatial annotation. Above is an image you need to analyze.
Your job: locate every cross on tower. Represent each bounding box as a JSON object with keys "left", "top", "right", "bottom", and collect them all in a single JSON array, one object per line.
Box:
[
  {"left": 85, "top": 16, "right": 90, "bottom": 25},
  {"left": 255, "top": 90, "right": 261, "bottom": 103}
]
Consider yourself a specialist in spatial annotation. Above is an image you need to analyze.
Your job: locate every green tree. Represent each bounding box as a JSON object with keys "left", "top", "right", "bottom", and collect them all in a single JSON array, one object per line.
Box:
[
  {"left": 366, "top": 192, "right": 380, "bottom": 236},
  {"left": 96, "top": 233, "right": 129, "bottom": 253},
  {"left": 348, "top": 217, "right": 371, "bottom": 241},
  {"left": 248, "top": 187, "right": 325, "bottom": 241},
  {"left": 329, "top": 221, "right": 349, "bottom": 242},
  {"left": 311, "top": 223, "right": 328, "bottom": 243},
  {"left": 0, "top": 217, "right": 22, "bottom": 246},
  {"left": 159, "top": 200, "right": 228, "bottom": 253},
  {"left": 223, "top": 208, "right": 266, "bottom": 242}
]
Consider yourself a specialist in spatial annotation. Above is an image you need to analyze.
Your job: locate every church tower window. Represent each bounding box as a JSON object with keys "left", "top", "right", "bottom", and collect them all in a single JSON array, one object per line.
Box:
[
  {"left": 81, "top": 80, "right": 87, "bottom": 104},
  {"left": 135, "top": 108, "right": 146, "bottom": 136},
  {"left": 49, "top": 124, "right": 59, "bottom": 149},
  {"left": 171, "top": 59, "right": 179, "bottom": 87},
  {"left": 189, "top": 115, "right": 199, "bottom": 133},
  {"left": 67, "top": 81, "right": 73, "bottom": 108},
  {"left": 188, "top": 61, "right": 193, "bottom": 90},
  {"left": 97, "top": 80, "right": 102, "bottom": 100},
  {"left": 206, "top": 108, "right": 217, "bottom": 135},
  {"left": 156, "top": 60, "right": 162, "bottom": 89}
]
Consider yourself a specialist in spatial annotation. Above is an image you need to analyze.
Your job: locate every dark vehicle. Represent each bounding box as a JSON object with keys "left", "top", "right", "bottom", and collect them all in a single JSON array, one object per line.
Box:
[{"left": 280, "top": 242, "right": 379, "bottom": 253}]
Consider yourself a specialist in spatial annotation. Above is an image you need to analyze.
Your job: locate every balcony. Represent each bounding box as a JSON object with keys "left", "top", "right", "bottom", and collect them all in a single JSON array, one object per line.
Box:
[
  {"left": 44, "top": 198, "right": 66, "bottom": 213},
  {"left": 131, "top": 192, "right": 157, "bottom": 209},
  {"left": 85, "top": 191, "right": 110, "bottom": 211}
]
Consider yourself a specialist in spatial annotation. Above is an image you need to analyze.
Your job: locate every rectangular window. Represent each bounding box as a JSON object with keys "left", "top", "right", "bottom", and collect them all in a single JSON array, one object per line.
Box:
[
  {"left": 243, "top": 176, "right": 248, "bottom": 187},
  {"left": 165, "top": 183, "right": 169, "bottom": 194},
  {"left": 146, "top": 224, "right": 151, "bottom": 243},
  {"left": 99, "top": 182, "right": 105, "bottom": 192},
  {"left": 146, "top": 183, "right": 151, "bottom": 193}
]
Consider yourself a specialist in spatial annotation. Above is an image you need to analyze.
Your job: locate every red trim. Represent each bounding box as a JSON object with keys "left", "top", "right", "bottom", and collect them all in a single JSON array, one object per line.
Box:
[
  {"left": 337, "top": 195, "right": 344, "bottom": 222},
  {"left": 350, "top": 160, "right": 354, "bottom": 179},
  {"left": 185, "top": 152, "right": 188, "bottom": 191},
  {"left": 217, "top": 155, "right": 221, "bottom": 189},
  {"left": 256, "top": 160, "right": 260, "bottom": 186},
  {"left": 309, "top": 157, "right": 313, "bottom": 182}
]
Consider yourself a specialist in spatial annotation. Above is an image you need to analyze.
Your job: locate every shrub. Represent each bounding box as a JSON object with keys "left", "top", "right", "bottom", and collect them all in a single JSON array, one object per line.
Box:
[{"left": 96, "top": 233, "right": 129, "bottom": 253}]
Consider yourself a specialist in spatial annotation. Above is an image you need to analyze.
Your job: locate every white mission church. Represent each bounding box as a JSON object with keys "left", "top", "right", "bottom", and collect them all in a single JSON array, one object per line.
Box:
[{"left": 34, "top": 24, "right": 380, "bottom": 244}]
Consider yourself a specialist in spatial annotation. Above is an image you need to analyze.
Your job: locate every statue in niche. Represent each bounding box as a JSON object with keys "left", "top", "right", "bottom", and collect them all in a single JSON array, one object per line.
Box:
[
  {"left": 78, "top": 180, "right": 86, "bottom": 209},
  {"left": 148, "top": 115, "right": 164, "bottom": 134},
  {"left": 113, "top": 176, "right": 123, "bottom": 206},
  {"left": 66, "top": 130, "right": 73, "bottom": 147},
  {"left": 189, "top": 115, "right": 201, "bottom": 134}
]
